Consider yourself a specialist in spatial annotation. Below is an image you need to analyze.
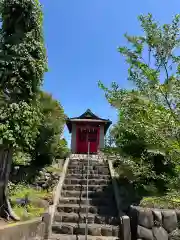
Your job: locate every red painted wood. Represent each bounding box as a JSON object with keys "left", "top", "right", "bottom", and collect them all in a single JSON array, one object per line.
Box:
[
  {"left": 76, "top": 127, "right": 87, "bottom": 153},
  {"left": 88, "top": 127, "right": 100, "bottom": 153},
  {"left": 76, "top": 124, "right": 100, "bottom": 154}
]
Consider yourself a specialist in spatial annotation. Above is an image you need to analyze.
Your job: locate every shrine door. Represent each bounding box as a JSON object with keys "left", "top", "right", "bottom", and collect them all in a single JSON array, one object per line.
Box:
[{"left": 76, "top": 127, "right": 100, "bottom": 154}]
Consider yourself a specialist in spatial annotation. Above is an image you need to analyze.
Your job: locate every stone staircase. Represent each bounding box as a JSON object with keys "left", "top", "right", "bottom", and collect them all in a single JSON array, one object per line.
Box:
[{"left": 51, "top": 157, "right": 121, "bottom": 240}]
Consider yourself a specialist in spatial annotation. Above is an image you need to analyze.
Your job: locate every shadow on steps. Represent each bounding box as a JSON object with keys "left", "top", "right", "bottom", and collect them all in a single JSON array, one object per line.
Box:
[{"left": 80, "top": 181, "right": 120, "bottom": 226}]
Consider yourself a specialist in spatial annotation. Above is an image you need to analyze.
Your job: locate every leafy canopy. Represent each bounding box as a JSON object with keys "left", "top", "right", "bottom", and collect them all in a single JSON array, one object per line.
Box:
[
  {"left": 0, "top": 0, "right": 47, "bottom": 148},
  {"left": 99, "top": 14, "right": 180, "bottom": 195}
]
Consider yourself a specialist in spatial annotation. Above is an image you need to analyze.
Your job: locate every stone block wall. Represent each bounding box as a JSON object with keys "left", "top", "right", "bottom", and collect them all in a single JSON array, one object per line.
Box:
[{"left": 128, "top": 206, "right": 180, "bottom": 240}]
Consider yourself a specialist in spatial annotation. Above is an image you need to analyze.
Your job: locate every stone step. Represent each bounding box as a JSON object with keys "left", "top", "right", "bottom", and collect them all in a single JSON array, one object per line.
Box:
[
  {"left": 62, "top": 190, "right": 93, "bottom": 198},
  {"left": 70, "top": 154, "right": 100, "bottom": 158},
  {"left": 69, "top": 162, "right": 107, "bottom": 168},
  {"left": 62, "top": 188, "right": 114, "bottom": 198},
  {"left": 57, "top": 203, "right": 117, "bottom": 216},
  {"left": 60, "top": 197, "right": 115, "bottom": 206},
  {"left": 70, "top": 159, "right": 105, "bottom": 164},
  {"left": 67, "top": 166, "right": 109, "bottom": 171},
  {"left": 52, "top": 222, "right": 120, "bottom": 237},
  {"left": 50, "top": 234, "right": 119, "bottom": 240},
  {"left": 65, "top": 174, "right": 110, "bottom": 180},
  {"left": 54, "top": 212, "right": 119, "bottom": 225},
  {"left": 68, "top": 164, "right": 107, "bottom": 169},
  {"left": 67, "top": 169, "right": 109, "bottom": 175},
  {"left": 63, "top": 184, "right": 107, "bottom": 192},
  {"left": 64, "top": 178, "right": 110, "bottom": 186}
]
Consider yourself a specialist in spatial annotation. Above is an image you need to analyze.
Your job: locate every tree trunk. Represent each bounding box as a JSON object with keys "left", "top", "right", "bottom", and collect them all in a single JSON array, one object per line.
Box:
[{"left": 0, "top": 146, "right": 20, "bottom": 220}]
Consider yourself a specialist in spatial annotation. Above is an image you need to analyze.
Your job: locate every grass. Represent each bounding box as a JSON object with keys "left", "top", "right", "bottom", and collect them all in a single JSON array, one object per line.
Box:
[
  {"left": 140, "top": 192, "right": 180, "bottom": 209},
  {"left": 12, "top": 205, "right": 45, "bottom": 220},
  {"left": 9, "top": 184, "right": 52, "bottom": 221},
  {"left": 10, "top": 185, "right": 52, "bottom": 200},
  {"left": 45, "top": 165, "right": 62, "bottom": 174}
]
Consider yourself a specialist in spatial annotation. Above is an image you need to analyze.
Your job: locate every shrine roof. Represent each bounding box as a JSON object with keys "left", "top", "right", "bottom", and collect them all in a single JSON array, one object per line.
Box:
[{"left": 66, "top": 109, "right": 112, "bottom": 133}]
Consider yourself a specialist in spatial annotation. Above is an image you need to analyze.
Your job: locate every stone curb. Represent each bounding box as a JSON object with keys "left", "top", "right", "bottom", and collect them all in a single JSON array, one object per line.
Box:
[
  {"left": 43, "top": 157, "right": 70, "bottom": 239},
  {"left": 108, "top": 159, "right": 131, "bottom": 240}
]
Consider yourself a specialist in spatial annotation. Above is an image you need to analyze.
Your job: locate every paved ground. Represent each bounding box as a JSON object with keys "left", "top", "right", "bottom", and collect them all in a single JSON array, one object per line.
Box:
[{"left": 0, "top": 218, "right": 8, "bottom": 227}]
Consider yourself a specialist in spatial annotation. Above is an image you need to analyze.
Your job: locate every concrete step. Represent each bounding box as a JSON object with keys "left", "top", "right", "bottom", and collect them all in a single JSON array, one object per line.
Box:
[
  {"left": 52, "top": 222, "right": 120, "bottom": 237},
  {"left": 54, "top": 212, "right": 119, "bottom": 225},
  {"left": 50, "top": 234, "right": 119, "bottom": 240},
  {"left": 67, "top": 169, "right": 110, "bottom": 175},
  {"left": 64, "top": 178, "right": 110, "bottom": 185},
  {"left": 63, "top": 184, "right": 107, "bottom": 192},
  {"left": 59, "top": 197, "right": 115, "bottom": 206},
  {"left": 65, "top": 174, "right": 110, "bottom": 180},
  {"left": 61, "top": 190, "right": 114, "bottom": 198},
  {"left": 57, "top": 203, "right": 117, "bottom": 216}
]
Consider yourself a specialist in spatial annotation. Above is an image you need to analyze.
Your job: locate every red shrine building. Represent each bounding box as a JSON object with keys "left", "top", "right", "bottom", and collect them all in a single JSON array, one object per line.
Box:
[{"left": 66, "top": 109, "right": 112, "bottom": 154}]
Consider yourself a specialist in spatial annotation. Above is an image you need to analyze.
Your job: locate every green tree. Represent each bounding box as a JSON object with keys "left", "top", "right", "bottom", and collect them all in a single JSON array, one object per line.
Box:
[
  {"left": 0, "top": 0, "right": 47, "bottom": 219},
  {"left": 99, "top": 14, "right": 180, "bottom": 196},
  {"left": 31, "top": 91, "right": 67, "bottom": 167},
  {"left": 55, "top": 138, "right": 70, "bottom": 159}
]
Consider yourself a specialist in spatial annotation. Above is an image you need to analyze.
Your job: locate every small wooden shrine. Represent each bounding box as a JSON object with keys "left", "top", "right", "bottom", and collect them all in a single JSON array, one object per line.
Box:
[{"left": 66, "top": 109, "right": 112, "bottom": 154}]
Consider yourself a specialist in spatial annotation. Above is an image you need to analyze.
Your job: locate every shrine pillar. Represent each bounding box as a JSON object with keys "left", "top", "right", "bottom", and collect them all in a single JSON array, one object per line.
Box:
[{"left": 99, "top": 124, "right": 105, "bottom": 149}]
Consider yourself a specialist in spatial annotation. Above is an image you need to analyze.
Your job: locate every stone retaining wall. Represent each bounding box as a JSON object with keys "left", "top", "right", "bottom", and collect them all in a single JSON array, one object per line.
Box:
[
  {"left": 128, "top": 206, "right": 180, "bottom": 240},
  {"left": 0, "top": 218, "right": 45, "bottom": 240},
  {"left": 108, "top": 160, "right": 131, "bottom": 240},
  {"left": 43, "top": 157, "right": 70, "bottom": 239}
]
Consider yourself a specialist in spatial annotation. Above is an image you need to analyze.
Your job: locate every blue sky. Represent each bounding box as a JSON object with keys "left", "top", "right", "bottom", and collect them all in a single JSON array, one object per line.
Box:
[{"left": 40, "top": 0, "right": 179, "bottom": 145}]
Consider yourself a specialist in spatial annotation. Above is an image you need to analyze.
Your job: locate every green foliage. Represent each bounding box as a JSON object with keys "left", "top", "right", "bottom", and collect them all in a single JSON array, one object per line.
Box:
[
  {"left": 104, "top": 127, "right": 115, "bottom": 148},
  {"left": 44, "top": 165, "right": 62, "bottom": 174},
  {"left": 0, "top": 0, "right": 47, "bottom": 102},
  {"left": 8, "top": 182, "right": 51, "bottom": 199},
  {"left": 12, "top": 205, "right": 45, "bottom": 220},
  {"left": 100, "top": 14, "right": 180, "bottom": 196},
  {"left": 140, "top": 195, "right": 180, "bottom": 209},
  {"left": 31, "top": 91, "right": 68, "bottom": 167},
  {"left": 8, "top": 183, "right": 51, "bottom": 220},
  {"left": 13, "top": 151, "right": 31, "bottom": 165},
  {"left": 0, "top": 0, "right": 47, "bottom": 148},
  {"left": 0, "top": 101, "right": 41, "bottom": 148},
  {"left": 55, "top": 138, "right": 70, "bottom": 159}
]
